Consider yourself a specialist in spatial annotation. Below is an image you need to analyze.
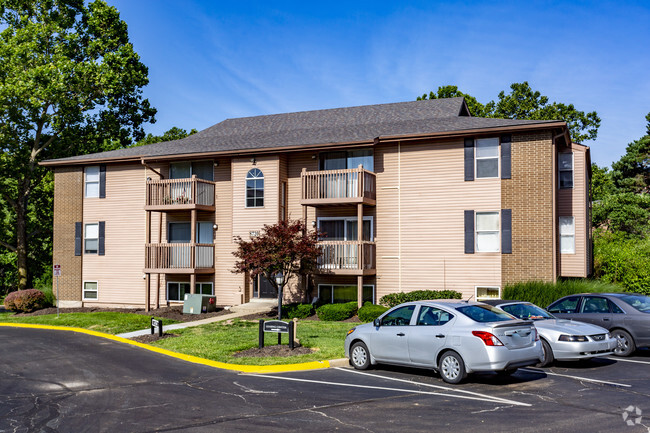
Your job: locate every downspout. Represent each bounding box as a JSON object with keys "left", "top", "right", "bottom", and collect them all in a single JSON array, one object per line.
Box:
[{"left": 398, "top": 140, "right": 402, "bottom": 292}]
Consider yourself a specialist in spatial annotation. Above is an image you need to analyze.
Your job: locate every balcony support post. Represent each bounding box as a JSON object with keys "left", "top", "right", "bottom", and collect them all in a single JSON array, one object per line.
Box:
[
  {"left": 157, "top": 211, "right": 162, "bottom": 308},
  {"left": 357, "top": 275, "right": 363, "bottom": 309},
  {"left": 190, "top": 273, "right": 196, "bottom": 297},
  {"left": 145, "top": 273, "right": 151, "bottom": 312}
]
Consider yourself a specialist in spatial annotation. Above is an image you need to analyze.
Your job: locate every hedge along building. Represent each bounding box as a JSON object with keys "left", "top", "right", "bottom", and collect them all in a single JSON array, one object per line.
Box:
[{"left": 42, "top": 97, "right": 591, "bottom": 309}]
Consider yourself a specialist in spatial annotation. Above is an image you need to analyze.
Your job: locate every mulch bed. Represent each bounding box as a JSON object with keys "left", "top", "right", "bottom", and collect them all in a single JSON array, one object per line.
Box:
[
  {"left": 233, "top": 344, "right": 314, "bottom": 358},
  {"left": 129, "top": 333, "right": 179, "bottom": 343},
  {"left": 11, "top": 305, "right": 232, "bottom": 323}
]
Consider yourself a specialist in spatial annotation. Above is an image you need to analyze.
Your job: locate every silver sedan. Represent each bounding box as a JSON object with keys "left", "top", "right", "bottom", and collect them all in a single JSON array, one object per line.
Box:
[
  {"left": 483, "top": 300, "right": 617, "bottom": 367},
  {"left": 344, "top": 300, "right": 543, "bottom": 384}
]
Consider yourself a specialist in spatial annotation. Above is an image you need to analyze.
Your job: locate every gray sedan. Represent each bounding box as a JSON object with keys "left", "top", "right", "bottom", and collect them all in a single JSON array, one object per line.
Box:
[
  {"left": 483, "top": 300, "right": 617, "bottom": 366},
  {"left": 547, "top": 293, "right": 650, "bottom": 356},
  {"left": 344, "top": 300, "right": 543, "bottom": 384}
]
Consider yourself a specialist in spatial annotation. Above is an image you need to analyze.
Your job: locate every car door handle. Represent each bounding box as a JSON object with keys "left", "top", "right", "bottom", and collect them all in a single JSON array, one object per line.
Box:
[
  {"left": 603, "top": 318, "right": 610, "bottom": 321},
  {"left": 397, "top": 332, "right": 406, "bottom": 337},
  {"left": 435, "top": 334, "right": 445, "bottom": 338}
]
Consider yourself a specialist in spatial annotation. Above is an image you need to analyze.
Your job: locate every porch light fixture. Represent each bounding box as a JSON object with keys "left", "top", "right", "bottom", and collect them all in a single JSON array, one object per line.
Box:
[
  {"left": 311, "top": 154, "right": 317, "bottom": 159},
  {"left": 250, "top": 157, "right": 256, "bottom": 165},
  {"left": 311, "top": 220, "right": 316, "bottom": 227},
  {"left": 213, "top": 224, "right": 218, "bottom": 230},
  {"left": 213, "top": 161, "right": 219, "bottom": 167}
]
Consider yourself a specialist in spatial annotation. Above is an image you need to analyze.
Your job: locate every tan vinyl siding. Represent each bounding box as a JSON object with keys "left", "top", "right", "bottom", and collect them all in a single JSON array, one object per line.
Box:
[
  {"left": 375, "top": 140, "right": 502, "bottom": 301},
  {"left": 558, "top": 145, "right": 588, "bottom": 277},
  {"left": 82, "top": 164, "right": 146, "bottom": 306}
]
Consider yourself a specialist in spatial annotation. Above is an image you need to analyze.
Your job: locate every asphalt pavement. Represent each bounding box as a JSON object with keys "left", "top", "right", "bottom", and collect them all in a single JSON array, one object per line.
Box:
[{"left": 1, "top": 326, "right": 649, "bottom": 432}]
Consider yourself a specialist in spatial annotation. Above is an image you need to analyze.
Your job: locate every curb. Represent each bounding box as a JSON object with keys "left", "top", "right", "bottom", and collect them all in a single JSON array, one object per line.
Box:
[{"left": 0, "top": 323, "right": 344, "bottom": 374}]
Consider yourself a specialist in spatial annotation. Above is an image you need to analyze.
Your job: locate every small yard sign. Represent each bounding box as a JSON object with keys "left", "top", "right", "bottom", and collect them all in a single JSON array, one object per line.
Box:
[{"left": 259, "top": 319, "right": 295, "bottom": 350}]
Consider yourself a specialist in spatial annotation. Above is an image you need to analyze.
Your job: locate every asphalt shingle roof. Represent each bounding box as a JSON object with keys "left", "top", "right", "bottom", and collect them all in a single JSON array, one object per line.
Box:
[{"left": 43, "top": 98, "right": 561, "bottom": 164}]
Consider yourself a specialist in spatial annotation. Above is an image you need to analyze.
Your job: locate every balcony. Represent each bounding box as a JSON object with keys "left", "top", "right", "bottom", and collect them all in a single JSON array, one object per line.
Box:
[
  {"left": 145, "top": 177, "right": 216, "bottom": 211},
  {"left": 301, "top": 167, "right": 376, "bottom": 206},
  {"left": 144, "top": 243, "right": 214, "bottom": 274},
  {"left": 317, "top": 241, "right": 376, "bottom": 275}
]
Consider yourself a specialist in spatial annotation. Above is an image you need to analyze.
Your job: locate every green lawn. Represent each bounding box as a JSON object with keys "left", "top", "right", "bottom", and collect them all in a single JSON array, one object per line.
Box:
[
  {"left": 150, "top": 319, "right": 356, "bottom": 365},
  {"left": 0, "top": 311, "right": 177, "bottom": 335}
]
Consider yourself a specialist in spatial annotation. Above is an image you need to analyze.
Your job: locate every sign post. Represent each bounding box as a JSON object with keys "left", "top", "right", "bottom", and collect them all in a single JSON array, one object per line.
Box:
[
  {"left": 151, "top": 317, "right": 163, "bottom": 337},
  {"left": 53, "top": 264, "right": 61, "bottom": 318},
  {"left": 259, "top": 320, "right": 295, "bottom": 350}
]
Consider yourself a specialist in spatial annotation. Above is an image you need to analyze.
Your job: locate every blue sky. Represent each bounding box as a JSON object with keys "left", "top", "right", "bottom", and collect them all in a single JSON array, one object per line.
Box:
[{"left": 110, "top": 0, "right": 649, "bottom": 167}]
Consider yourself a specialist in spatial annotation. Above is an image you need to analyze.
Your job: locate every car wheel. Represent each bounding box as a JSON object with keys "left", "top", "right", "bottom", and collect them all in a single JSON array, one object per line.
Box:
[
  {"left": 439, "top": 351, "right": 467, "bottom": 384},
  {"left": 612, "top": 329, "right": 636, "bottom": 357},
  {"left": 538, "top": 339, "right": 554, "bottom": 367},
  {"left": 350, "top": 342, "right": 371, "bottom": 370}
]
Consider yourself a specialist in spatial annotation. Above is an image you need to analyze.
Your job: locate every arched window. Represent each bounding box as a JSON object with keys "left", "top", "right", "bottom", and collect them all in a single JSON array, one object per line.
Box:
[{"left": 246, "top": 168, "right": 264, "bottom": 207}]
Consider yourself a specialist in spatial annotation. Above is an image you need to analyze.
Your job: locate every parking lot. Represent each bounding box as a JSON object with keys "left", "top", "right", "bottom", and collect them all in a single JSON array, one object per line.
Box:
[{"left": 1, "top": 327, "right": 649, "bottom": 432}]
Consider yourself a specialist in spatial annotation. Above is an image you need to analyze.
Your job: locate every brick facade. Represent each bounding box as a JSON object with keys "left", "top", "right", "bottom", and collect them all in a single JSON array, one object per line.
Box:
[
  {"left": 501, "top": 131, "right": 555, "bottom": 284},
  {"left": 52, "top": 167, "right": 83, "bottom": 303}
]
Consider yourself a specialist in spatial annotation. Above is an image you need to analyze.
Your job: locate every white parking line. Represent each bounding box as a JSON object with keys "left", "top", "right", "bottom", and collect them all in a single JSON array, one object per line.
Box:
[
  {"left": 520, "top": 368, "right": 631, "bottom": 388},
  {"left": 335, "top": 367, "right": 530, "bottom": 407},
  {"left": 251, "top": 372, "right": 531, "bottom": 407},
  {"left": 606, "top": 357, "right": 650, "bottom": 365}
]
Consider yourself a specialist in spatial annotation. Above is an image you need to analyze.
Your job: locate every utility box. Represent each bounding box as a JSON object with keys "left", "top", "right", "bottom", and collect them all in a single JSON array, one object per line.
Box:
[{"left": 183, "top": 294, "right": 217, "bottom": 315}]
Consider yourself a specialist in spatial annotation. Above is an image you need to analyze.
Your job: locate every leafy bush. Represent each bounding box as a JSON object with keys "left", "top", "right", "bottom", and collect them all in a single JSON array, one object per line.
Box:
[
  {"left": 316, "top": 302, "right": 358, "bottom": 321},
  {"left": 282, "top": 303, "right": 314, "bottom": 319},
  {"left": 33, "top": 270, "right": 56, "bottom": 307},
  {"left": 358, "top": 302, "right": 388, "bottom": 322},
  {"left": 594, "top": 233, "right": 650, "bottom": 295},
  {"left": 379, "top": 290, "right": 463, "bottom": 308},
  {"left": 4, "top": 289, "right": 48, "bottom": 313},
  {"left": 502, "top": 279, "right": 624, "bottom": 308}
]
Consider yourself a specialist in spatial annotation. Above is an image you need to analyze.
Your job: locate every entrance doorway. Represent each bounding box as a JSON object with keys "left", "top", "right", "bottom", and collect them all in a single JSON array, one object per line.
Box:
[{"left": 253, "top": 275, "right": 276, "bottom": 298}]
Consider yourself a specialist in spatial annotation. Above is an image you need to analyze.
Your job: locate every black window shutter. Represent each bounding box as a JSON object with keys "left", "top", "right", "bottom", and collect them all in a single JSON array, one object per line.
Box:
[
  {"left": 501, "top": 135, "right": 511, "bottom": 179},
  {"left": 464, "top": 138, "right": 474, "bottom": 181},
  {"left": 464, "top": 210, "right": 475, "bottom": 254},
  {"left": 75, "top": 222, "right": 82, "bottom": 256},
  {"left": 98, "top": 221, "right": 105, "bottom": 256},
  {"left": 99, "top": 165, "right": 106, "bottom": 198},
  {"left": 502, "top": 209, "right": 512, "bottom": 254}
]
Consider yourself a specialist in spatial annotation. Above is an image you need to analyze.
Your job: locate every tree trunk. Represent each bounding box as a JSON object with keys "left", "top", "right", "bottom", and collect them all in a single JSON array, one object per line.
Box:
[{"left": 16, "top": 193, "right": 28, "bottom": 290}]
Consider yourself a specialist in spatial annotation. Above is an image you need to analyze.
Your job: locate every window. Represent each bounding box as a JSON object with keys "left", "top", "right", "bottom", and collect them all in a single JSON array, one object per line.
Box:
[
  {"left": 318, "top": 284, "right": 374, "bottom": 304},
  {"left": 85, "top": 166, "right": 100, "bottom": 198},
  {"left": 170, "top": 161, "right": 214, "bottom": 181},
  {"left": 83, "top": 281, "right": 98, "bottom": 300},
  {"left": 168, "top": 221, "right": 213, "bottom": 243},
  {"left": 475, "top": 138, "right": 499, "bottom": 178},
  {"left": 318, "top": 217, "right": 373, "bottom": 241},
  {"left": 280, "top": 182, "right": 287, "bottom": 221},
  {"left": 84, "top": 223, "right": 98, "bottom": 254},
  {"left": 416, "top": 306, "right": 453, "bottom": 326},
  {"left": 559, "top": 153, "right": 573, "bottom": 188},
  {"left": 547, "top": 296, "right": 581, "bottom": 314},
  {"left": 580, "top": 296, "right": 609, "bottom": 314},
  {"left": 380, "top": 305, "right": 415, "bottom": 326},
  {"left": 167, "top": 282, "right": 190, "bottom": 302},
  {"left": 476, "top": 287, "right": 500, "bottom": 301},
  {"left": 246, "top": 168, "right": 264, "bottom": 208},
  {"left": 196, "top": 283, "right": 213, "bottom": 295},
  {"left": 559, "top": 216, "right": 575, "bottom": 254},
  {"left": 456, "top": 305, "right": 514, "bottom": 322},
  {"left": 320, "top": 149, "right": 373, "bottom": 172},
  {"left": 476, "top": 212, "right": 499, "bottom": 252}
]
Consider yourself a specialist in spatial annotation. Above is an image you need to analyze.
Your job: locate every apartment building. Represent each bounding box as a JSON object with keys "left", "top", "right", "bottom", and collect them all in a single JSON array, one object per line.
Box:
[{"left": 43, "top": 97, "right": 591, "bottom": 309}]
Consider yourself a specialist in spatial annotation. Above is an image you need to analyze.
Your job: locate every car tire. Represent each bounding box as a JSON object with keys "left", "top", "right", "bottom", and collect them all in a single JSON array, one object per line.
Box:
[
  {"left": 538, "top": 339, "right": 554, "bottom": 367},
  {"left": 349, "top": 342, "right": 371, "bottom": 370},
  {"left": 612, "top": 329, "right": 636, "bottom": 357},
  {"left": 439, "top": 351, "right": 467, "bottom": 384}
]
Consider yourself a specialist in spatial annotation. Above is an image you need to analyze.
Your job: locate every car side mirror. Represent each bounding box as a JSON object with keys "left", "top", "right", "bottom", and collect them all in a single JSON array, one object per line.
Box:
[{"left": 373, "top": 319, "right": 381, "bottom": 327}]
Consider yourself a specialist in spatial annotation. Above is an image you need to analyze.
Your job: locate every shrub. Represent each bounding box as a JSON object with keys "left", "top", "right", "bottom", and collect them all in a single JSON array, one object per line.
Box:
[
  {"left": 358, "top": 302, "right": 389, "bottom": 322},
  {"left": 316, "top": 301, "right": 358, "bottom": 321},
  {"left": 282, "top": 303, "right": 314, "bottom": 319},
  {"left": 594, "top": 233, "right": 650, "bottom": 295},
  {"left": 379, "top": 290, "right": 463, "bottom": 308},
  {"left": 502, "top": 279, "right": 624, "bottom": 308},
  {"left": 4, "top": 289, "right": 48, "bottom": 313}
]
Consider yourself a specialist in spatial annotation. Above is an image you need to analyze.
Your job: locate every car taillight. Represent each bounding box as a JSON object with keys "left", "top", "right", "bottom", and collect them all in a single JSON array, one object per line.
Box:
[{"left": 472, "top": 331, "right": 504, "bottom": 346}]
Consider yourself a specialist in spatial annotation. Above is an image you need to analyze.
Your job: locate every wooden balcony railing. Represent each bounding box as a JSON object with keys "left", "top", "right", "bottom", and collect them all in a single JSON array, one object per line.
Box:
[
  {"left": 317, "top": 241, "right": 376, "bottom": 274},
  {"left": 146, "top": 176, "right": 215, "bottom": 209},
  {"left": 145, "top": 243, "right": 214, "bottom": 272},
  {"left": 301, "top": 167, "right": 376, "bottom": 205}
]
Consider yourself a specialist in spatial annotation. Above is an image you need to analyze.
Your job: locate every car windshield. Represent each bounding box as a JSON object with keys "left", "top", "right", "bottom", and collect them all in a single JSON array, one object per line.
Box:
[
  {"left": 619, "top": 295, "right": 650, "bottom": 313},
  {"left": 456, "top": 305, "right": 516, "bottom": 323},
  {"left": 501, "top": 303, "right": 554, "bottom": 320}
]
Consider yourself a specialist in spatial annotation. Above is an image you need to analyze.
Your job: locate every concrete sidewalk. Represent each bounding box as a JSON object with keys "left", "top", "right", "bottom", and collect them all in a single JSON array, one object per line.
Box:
[{"left": 117, "top": 299, "right": 277, "bottom": 338}]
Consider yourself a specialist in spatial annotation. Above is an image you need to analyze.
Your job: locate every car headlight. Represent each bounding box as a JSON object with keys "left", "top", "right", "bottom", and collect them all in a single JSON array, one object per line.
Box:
[
  {"left": 558, "top": 335, "right": 588, "bottom": 342},
  {"left": 347, "top": 327, "right": 356, "bottom": 336}
]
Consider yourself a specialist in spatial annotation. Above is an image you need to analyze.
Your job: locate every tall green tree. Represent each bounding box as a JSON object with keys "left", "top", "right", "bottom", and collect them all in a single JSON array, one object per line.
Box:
[
  {"left": 417, "top": 82, "right": 600, "bottom": 143},
  {"left": 611, "top": 135, "right": 650, "bottom": 194},
  {"left": 0, "top": 0, "right": 156, "bottom": 290},
  {"left": 135, "top": 126, "right": 197, "bottom": 147}
]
